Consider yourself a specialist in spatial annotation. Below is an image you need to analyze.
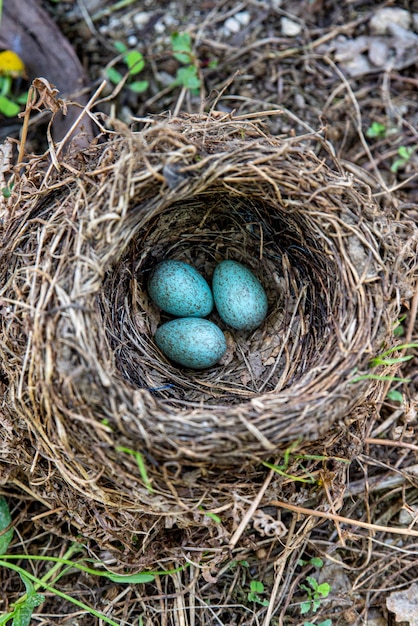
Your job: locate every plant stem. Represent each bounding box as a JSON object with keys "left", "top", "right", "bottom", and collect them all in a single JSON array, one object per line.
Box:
[{"left": 0, "top": 559, "right": 120, "bottom": 626}]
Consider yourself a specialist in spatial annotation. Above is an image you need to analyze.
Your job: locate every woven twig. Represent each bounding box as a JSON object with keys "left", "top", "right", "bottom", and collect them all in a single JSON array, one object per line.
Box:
[{"left": 0, "top": 113, "right": 416, "bottom": 553}]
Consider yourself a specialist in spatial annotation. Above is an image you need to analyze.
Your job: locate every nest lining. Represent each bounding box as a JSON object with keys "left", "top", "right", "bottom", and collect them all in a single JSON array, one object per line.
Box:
[
  {"left": 0, "top": 114, "right": 414, "bottom": 543},
  {"left": 103, "top": 192, "right": 329, "bottom": 404}
]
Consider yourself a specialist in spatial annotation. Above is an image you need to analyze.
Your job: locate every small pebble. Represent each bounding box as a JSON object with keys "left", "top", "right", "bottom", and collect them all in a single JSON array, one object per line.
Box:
[
  {"left": 340, "top": 54, "right": 372, "bottom": 77},
  {"left": 133, "top": 12, "right": 151, "bottom": 28},
  {"left": 224, "top": 12, "right": 250, "bottom": 35},
  {"left": 224, "top": 17, "right": 241, "bottom": 34},
  {"left": 369, "top": 8, "right": 411, "bottom": 35},
  {"left": 281, "top": 17, "right": 302, "bottom": 37},
  {"left": 127, "top": 35, "right": 138, "bottom": 47},
  {"left": 368, "top": 39, "right": 389, "bottom": 67}
]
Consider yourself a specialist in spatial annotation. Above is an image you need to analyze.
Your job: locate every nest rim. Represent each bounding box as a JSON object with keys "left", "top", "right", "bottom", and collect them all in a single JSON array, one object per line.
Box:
[{"left": 0, "top": 114, "right": 414, "bottom": 543}]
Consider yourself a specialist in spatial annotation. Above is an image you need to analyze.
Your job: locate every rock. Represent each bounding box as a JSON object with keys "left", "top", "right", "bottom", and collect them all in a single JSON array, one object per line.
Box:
[
  {"left": 127, "top": 34, "right": 138, "bottom": 47},
  {"left": 387, "top": 583, "right": 418, "bottom": 626},
  {"left": 133, "top": 12, "right": 151, "bottom": 28},
  {"left": 368, "top": 38, "right": 390, "bottom": 67},
  {"left": 369, "top": 8, "right": 411, "bottom": 35},
  {"left": 399, "top": 505, "right": 418, "bottom": 525},
  {"left": 334, "top": 35, "right": 369, "bottom": 62},
  {"left": 235, "top": 11, "right": 251, "bottom": 26},
  {"left": 340, "top": 53, "right": 372, "bottom": 77},
  {"left": 294, "top": 93, "right": 305, "bottom": 109},
  {"left": 281, "top": 16, "right": 302, "bottom": 36},
  {"left": 224, "top": 12, "right": 251, "bottom": 35}
]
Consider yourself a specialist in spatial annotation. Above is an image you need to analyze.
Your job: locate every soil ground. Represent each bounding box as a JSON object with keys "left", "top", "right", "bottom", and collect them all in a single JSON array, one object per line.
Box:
[{"left": 0, "top": 1, "right": 417, "bottom": 625}]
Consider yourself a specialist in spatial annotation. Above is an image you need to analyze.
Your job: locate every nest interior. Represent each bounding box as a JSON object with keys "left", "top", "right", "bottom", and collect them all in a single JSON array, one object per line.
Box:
[{"left": 0, "top": 113, "right": 414, "bottom": 552}]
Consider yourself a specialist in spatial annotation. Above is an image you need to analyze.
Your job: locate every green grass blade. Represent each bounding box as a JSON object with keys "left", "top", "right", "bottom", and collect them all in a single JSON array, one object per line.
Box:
[
  {"left": 0, "top": 561, "right": 120, "bottom": 626},
  {"left": 0, "top": 496, "right": 14, "bottom": 555}
]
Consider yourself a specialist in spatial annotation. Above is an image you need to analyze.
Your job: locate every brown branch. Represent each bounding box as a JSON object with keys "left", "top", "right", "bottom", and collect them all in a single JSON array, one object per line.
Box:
[{"left": 270, "top": 500, "right": 418, "bottom": 537}]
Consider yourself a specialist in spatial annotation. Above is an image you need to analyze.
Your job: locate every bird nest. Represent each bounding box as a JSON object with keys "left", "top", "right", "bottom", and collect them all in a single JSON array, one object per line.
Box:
[{"left": 0, "top": 112, "right": 414, "bottom": 556}]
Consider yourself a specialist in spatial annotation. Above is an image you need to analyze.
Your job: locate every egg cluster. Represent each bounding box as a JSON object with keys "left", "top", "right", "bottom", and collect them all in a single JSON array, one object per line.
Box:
[{"left": 148, "top": 260, "right": 268, "bottom": 369}]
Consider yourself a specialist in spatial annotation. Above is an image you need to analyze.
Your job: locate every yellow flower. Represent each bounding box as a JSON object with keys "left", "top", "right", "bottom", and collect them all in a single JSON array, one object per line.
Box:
[{"left": 0, "top": 50, "right": 26, "bottom": 78}]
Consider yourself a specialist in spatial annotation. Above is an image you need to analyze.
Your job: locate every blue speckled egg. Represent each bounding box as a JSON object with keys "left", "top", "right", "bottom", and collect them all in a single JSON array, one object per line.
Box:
[
  {"left": 148, "top": 260, "right": 213, "bottom": 318},
  {"left": 212, "top": 260, "right": 268, "bottom": 331},
  {"left": 155, "top": 318, "right": 227, "bottom": 369}
]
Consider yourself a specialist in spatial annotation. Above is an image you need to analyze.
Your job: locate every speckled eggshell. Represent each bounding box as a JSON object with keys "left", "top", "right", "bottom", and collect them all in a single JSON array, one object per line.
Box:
[
  {"left": 155, "top": 318, "right": 227, "bottom": 369},
  {"left": 212, "top": 260, "right": 268, "bottom": 331},
  {"left": 147, "top": 260, "right": 213, "bottom": 318}
]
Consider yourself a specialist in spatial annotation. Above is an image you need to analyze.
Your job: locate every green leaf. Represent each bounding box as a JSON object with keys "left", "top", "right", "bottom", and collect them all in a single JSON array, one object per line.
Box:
[
  {"left": 124, "top": 50, "right": 144, "bottom": 74},
  {"left": 12, "top": 574, "right": 45, "bottom": 626},
  {"left": 0, "top": 496, "right": 14, "bottom": 554},
  {"left": 306, "top": 576, "right": 318, "bottom": 591},
  {"left": 204, "top": 511, "right": 221, "bottom": 523},
  {"left": 106, "top": 572, "right": 155, "bottom": 584},
  {"left": 106, "top": 67, "right": 124, "bottom": 85},
  {"left": 386, "top": 389, "right": 403, "bottom": 402},
  {"left": 0, "top": 95, "right": 20, "bottom": 117},
  {"left": 198, "top": 507, "right": 221, "bottom": 523},
  {"left": 12, "top": 592, "right": 45, "bottom": 626},
  {"left": 317, "top": 582, "right": 331, "bottom": 597},
  {"left": 398, "top": 145, "right": 413, "bottom": 160},
  {"left": 250, "top": 580, "right": 264, "bottom": 594},
  {"left": 128, "top": 80, "right": 149, "bottom": 93},
  {"left": 247, "top": 592, "right": 269, "bottom": 606},
  {"left": 391, "top": 146, "right": 415, "bottom": 172},
  {"left": 309, "top": 557, "right": 323, "bottom": 568},
  {"left": 114, "top": 41, "right": 128, "bottom": 54},
  {"left": 171, "top": 32, "right": 193, "bottom": 64},
  {"left": 366, "top": 122, "right": 386, "bottom": 139},
  {"left": 175, "top": 66, "right": 200, "bottom": 90},
  {"left": 15, "top": 92, "right": 28, "bottom": 105},
  {"left": 300, "top": 601, "right": 312, "bottom": 615},
  {"left": 391, "top": 158, "right": 404, "bottom": 173}
]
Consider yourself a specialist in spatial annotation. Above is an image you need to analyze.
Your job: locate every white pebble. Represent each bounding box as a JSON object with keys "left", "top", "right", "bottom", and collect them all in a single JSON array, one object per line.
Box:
[
  {"left": 164, "top": 14, "right": 178, "bottom": 28},
  {"left": 340, "top": 54, "right": 372, "bottom": 77},
  {"left": 235, "top": 11, "right": 251, "bottom": 27},
  {"left": 281, "top": 17, "right": 302, "bottom": 37},
  {"left": 127, "top": 35, "right": 138, "bottom": 47},
  {"left": 224, "top": 16, "right": 241, "bottom": 34},
  {"left": 369, "top": 8, "right": 411, "bottom": 35},
  {"left": 399, "top": 506, "right": 418, "bottom": 525},
  {"left": 154, "top": 20, "right": 165, "bottom": 34},
  {"left": 133, "top": 12, "right": 151, "bottom": 28},
  {"left": 368, "top": 39, "right": 389, "bottom": 67},
  {"left": 294, "top": 93, "right": 305, "bottom": 109}
]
